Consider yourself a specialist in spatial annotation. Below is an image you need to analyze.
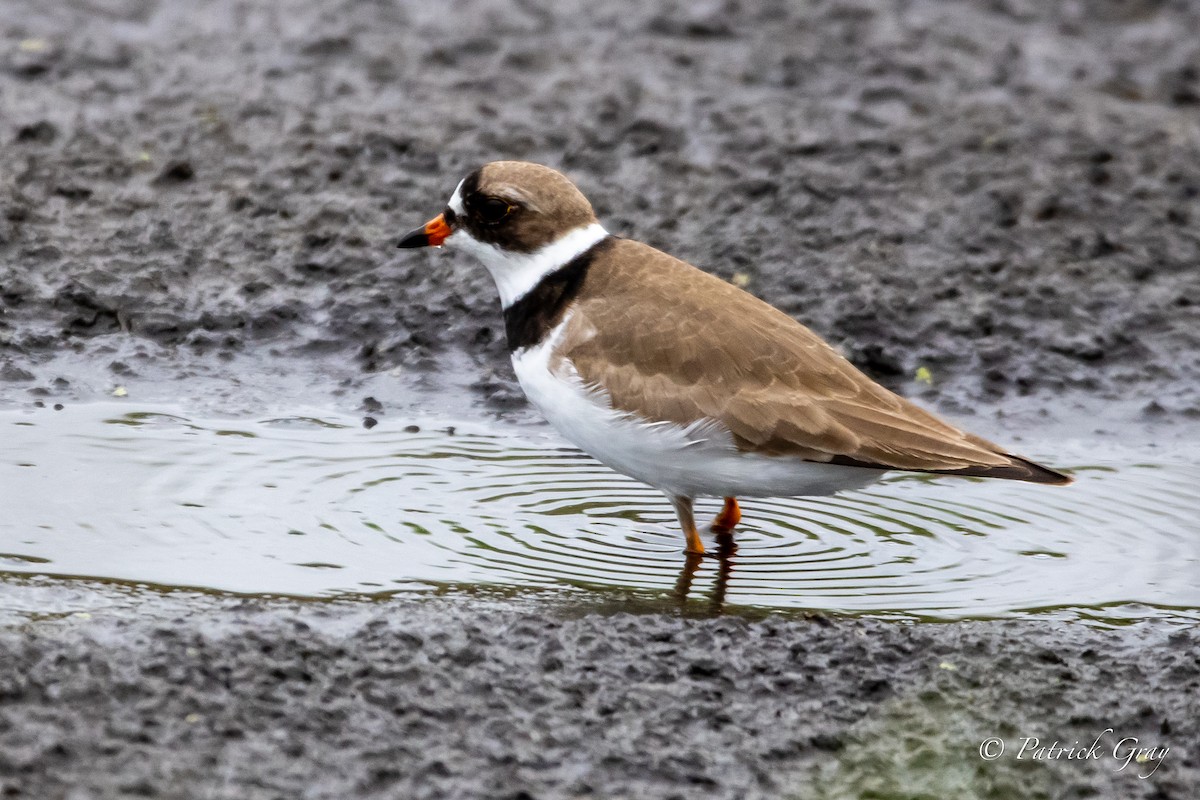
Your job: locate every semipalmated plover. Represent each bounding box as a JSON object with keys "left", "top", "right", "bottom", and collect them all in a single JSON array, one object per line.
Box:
[{"left": 398, "top": 161, "right": 1070, "bottom": 555}]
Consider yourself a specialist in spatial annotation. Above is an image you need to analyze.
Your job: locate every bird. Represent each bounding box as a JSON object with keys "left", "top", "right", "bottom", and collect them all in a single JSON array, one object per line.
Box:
[{"left": 397, "top": 161, "right": 1070, "bottom": 556}]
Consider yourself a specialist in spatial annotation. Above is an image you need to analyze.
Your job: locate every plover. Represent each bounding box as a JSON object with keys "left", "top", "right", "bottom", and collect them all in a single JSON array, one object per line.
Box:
[{"left": 397, "top": 161, "right": 1070, "bottom": 555}]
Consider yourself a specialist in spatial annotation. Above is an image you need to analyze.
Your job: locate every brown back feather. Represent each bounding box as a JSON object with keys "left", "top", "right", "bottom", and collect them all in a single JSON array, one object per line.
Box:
[{"left": 555, "top": 238, "right": 1070, "bottom": 485}]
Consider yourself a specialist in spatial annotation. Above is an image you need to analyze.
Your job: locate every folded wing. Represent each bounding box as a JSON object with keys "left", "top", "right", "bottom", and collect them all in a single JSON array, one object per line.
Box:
[{"left": 557, "top": 239, "right": 1069, "bottom": 485}]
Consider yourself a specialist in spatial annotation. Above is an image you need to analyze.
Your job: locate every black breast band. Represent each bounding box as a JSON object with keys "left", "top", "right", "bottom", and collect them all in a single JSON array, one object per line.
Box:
[{"left": 503, "top": 236, "right": 615, "bottom": 353}]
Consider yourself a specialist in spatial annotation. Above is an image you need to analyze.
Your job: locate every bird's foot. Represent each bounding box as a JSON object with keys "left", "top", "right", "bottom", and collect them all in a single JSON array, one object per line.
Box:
[
  {"left": 710, "top": 496, "right": 741, "bottom": 534},
  {"left": 683, "top": 537, "right": 737, "bottom": 559}
]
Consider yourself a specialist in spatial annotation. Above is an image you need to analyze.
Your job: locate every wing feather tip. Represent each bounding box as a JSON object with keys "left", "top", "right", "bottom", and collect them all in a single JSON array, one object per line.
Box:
[
  {"left": 939, "top": 455, "right": 1072, "bottom": 485},
  {"left": 827, "top": 453, "right": 1073, "bottom": 485},
  {"left": 1004, "top": 455, "right": 1073, "bottom": 486}
]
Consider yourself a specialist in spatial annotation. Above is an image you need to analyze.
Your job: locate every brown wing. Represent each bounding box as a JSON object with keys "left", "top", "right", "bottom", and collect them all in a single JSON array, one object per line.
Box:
[{"left": 556, "top": 238, "right": 1069, "bottom": 485}]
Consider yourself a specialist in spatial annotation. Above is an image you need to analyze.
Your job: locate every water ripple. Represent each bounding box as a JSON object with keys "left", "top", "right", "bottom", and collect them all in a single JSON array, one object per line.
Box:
[{"left": 0, "top": 403, "right": 1197, "bottom": 621}]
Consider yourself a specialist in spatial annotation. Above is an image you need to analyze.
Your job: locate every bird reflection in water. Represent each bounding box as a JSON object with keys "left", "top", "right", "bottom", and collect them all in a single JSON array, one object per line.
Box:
[{"left": 673, "top": 531, "right": 737, "bottom": 613}]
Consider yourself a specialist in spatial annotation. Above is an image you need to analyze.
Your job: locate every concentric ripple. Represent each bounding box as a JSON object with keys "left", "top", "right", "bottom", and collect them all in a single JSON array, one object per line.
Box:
[{"left": 1, "top": 402, "right": 1197, "bottom": 620}]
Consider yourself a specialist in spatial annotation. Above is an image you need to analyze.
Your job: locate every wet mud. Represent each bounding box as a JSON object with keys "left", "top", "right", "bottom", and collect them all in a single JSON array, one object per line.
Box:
[
  {"left": 2, "top": 1, "right": 1200, "bottom": 798},
  {"left": 2, "top": 0, "right": 1199, "bottom": 416},
  {"left": 0, "top": 589, "right": 1197, "bottom": 800}
]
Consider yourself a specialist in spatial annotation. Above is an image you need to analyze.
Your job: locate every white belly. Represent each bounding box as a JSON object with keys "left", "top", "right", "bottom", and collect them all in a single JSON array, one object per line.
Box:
[{"left": 510, "top": 322, "right": 881, "bottom": 500}]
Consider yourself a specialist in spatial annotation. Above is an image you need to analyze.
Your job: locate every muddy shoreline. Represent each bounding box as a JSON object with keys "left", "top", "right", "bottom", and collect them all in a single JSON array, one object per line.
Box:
[
  {"left": 3, "top": 0, "right": 1200, "bottom": 798},
  {"left": 0, "top": 586, "right": 1196, "bottom": 800},
  {"left": 3, "top": 0, "right": 1199, "bottom": 419}
]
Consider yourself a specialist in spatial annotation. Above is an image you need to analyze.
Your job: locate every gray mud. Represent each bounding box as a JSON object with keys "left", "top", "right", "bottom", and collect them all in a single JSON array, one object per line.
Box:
[
  {"left": 2, "top": 0, "right": 1199, "bottom": 416},
  {"left": 2, "top": 1, "right": 1200, "bottom": 799},
  {"left": 0, "top": 588, "right": 1197, "bottom": 800}
]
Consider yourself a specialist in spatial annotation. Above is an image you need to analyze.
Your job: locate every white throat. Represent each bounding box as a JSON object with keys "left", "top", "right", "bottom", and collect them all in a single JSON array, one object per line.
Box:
[{"left": 447, "top": 222, "right": 609, "bottom": 309}]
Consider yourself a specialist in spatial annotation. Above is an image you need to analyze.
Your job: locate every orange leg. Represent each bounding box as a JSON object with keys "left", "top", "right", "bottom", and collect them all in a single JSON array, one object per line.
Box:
[
  {"left": 711, "top": 497, "right": 741, "bottom": 533},
  {"left": 669, "top": 495, "right": 705, "bottom": 555}
]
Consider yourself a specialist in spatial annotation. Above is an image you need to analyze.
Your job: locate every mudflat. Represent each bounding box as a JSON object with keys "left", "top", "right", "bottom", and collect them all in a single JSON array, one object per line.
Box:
[{"left": 2, "top": 1, "right": 1198, "bottom": 798}]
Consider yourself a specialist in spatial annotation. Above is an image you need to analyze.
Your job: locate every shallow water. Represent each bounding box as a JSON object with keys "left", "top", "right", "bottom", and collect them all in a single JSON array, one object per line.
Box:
[{"left": 1, "top": 403, "right": 1197, "bottom": 621}]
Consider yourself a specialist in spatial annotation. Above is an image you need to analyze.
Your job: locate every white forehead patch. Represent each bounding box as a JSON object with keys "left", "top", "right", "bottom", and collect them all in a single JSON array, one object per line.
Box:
[{"left": 448, "top": 178, "right": 466, "bottom": 216}]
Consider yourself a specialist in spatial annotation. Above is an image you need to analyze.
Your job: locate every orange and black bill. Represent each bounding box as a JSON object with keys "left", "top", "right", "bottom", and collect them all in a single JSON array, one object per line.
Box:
[{"left": 397, "top": 212, "right": 453, "bottom": 248}]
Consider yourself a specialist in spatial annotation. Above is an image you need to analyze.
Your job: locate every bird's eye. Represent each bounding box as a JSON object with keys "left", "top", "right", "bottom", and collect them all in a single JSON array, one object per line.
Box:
[{"left": 477, "top": 197, "right": 513, "bottom": 225}]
